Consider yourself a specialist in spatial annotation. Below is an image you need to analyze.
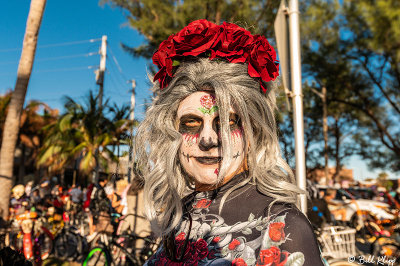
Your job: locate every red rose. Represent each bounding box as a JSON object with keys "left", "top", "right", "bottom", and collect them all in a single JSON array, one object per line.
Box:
[
  {"left": 173, "top": 19, "right": 220, "bottom": 56},
  {"left": 211, "top": 22, "right": 253, "bottom": 63},
  {"left": 152, "top": 19, "right": 280, "bottom": 92},
  {"left": 199, "top": 94, "right": 216, "bottom": 109},
  {"left": 212, "top": 236, "right": 221, "bottom": 243},
  {"left": 228, "top": 239, "right": 241, "bottom": 250},
  {"left": 257, "top": 246, "right": 281, "bottom": 266},
  {"left": 153, "top": 34, "right": 177, "bottom": 88},
  {"left": 276, "top": 251, "right": 289, "bottom": 266},
  {"left": 193, "top": 198, "right": 212, "bottom": 209},
  {"left": 194, "top": 238, "right": 209, "bottom": 260},
  {"left": 175, "top": 232, "right": 186, "bottom": 241},
  {"left": 175, "top": 238, "right": 193, "bottom": 262},
  {"left": 268, "top": 222, "right": 286, "bottom": 242},
  {"left": 247, "top": 35, "right": 279, "bottom": 92},
  {"left": 232, "top": 257, "right": 248, "bottom": 266}
]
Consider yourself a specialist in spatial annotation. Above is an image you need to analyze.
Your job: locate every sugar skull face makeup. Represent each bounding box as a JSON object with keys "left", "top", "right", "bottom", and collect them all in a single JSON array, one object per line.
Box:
[{"left": 177, "top": 91, "right": 245, "bottom": 189}]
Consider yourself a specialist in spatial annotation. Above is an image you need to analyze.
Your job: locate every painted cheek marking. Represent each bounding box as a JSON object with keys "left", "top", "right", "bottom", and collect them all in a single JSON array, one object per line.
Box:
[
  {"left": 182, "top": 133, "right": 199, "bottom": 146},
  {"left": 214, "top": 168, "right": 219, "bottom": 176},
  {"left": 181, "top": 151, "right": 191, "bottom": 162},
  {"left": 231, "top": 128, "right": 243, "bottom": 144}
]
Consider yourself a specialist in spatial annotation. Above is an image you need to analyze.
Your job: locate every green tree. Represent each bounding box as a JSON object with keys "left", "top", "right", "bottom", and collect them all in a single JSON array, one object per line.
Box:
[
  {"left": 37, "top": 92, "right": 131, "bottom": 180},
  {"left": 1, "top": 92, "right": 58, "bottom": 183},
  {"left": 0, "top": 0, "right": 47, "bottom": 220},
  {"left": 301, "top": 0, "right": 400, "bottom": 174},
  {"left": 103, "top": 0, "right": 281, "bottom": 59}
]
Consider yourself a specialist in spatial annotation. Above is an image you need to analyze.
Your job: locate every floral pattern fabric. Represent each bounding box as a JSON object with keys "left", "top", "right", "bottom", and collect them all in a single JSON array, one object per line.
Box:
[{"left": 145, "top": 173, "right": 324, "bottom": 266}]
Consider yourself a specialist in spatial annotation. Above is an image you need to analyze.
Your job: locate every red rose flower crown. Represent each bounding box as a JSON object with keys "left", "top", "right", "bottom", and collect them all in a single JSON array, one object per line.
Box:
[{"left": 152, "top": 19, "right": 279, "bottom": 93}]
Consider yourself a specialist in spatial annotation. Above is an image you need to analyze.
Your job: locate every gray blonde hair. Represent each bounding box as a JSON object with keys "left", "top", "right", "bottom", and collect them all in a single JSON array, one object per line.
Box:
[{"left": 135, "top": 58, "right": 302, "bottom": 236}]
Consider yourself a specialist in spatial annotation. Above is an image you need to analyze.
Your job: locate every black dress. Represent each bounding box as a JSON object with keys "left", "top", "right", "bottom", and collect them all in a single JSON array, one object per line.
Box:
[{"left": 146, "top": 172, "right": 324, "bottom": 266}]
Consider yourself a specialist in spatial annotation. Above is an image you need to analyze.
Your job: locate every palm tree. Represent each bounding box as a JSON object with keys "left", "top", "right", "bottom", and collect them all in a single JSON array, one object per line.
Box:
[
  {"left": 0, "top": 91, "right": 12, "bottom": 142},
  {"left": 108, "top": 103, "right": 134, "bottom": 155},
  {"left": 1, "top": 93, "right": 57, "bottom": 183},
  {"left": 18, "top": 101, "right": 57, "bottom": 183},
  {"left": 38, "top": 91, "right": 131, "bottom": 183},
  {"left": 0, "top": 0, "right": 47, "bottom": 220}
]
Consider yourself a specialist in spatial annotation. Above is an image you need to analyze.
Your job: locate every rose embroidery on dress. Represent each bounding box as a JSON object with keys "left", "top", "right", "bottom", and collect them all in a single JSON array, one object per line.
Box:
[
  {"left": 154, "top": 238, "right": 209, "bottom": 266},
  {"left": 147, "top": 207, "right": 306, "bottom": 266},
  {"left": 268, "top": 222, "right": 285, "bottom": 242},
  {"left": 257, "top": 246, "right": 289, "bottom": 266},
  {"left": 232, "top": 257, "right": 248, "bottom": 266},
  {"left": 193, "top": 199, "right": 212, "bottom": 209}
]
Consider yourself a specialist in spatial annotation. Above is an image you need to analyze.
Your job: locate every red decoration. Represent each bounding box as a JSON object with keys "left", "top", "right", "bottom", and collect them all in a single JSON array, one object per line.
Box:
[
  {"left": 232, "top": 257, "right": 248, "bottom": 266},
  {"left": 199, "top": 94, "right": 216, "bottom": 109},
  {"left": 228, "top": 239, "right": 241, "bottom": 250},
  {"left": 268, "top": 222, "right": 286, "bottom": 242},
  {"left": 175, "top": 232, "right": 186, "bottom": 241},
  {"left": 212, "top": 236, "right": 221, "bottom": 243},
  {"left": 152, "top": 19, "right": 279, "bottom": 92},
  {"left": 193, "top": 198, "right": 212, "bottom": 209},
  {"left": 257, "top": 246, "right": 289, "bottom": 266},
  {"left": 153, "top": 237, "right": 209, "bottom": 265}
]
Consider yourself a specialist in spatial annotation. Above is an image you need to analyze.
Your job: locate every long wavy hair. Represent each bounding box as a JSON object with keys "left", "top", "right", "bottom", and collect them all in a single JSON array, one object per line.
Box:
[{"left": 135, "top": 58, "right": 302, "bottom": 236}]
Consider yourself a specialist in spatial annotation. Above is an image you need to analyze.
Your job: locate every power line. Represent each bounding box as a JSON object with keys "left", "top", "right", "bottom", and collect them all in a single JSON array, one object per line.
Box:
[
  {"left": 108, "top": 46, "right": 129, "bottom": 82},
  {"left": 0, "top": 66, "right": 96, "bottom": 76},
  {"left": 107, "top": 69, "right": 130, "bottom": 98},
  {"left": 0, "top": 52, "right": 98, "bottom": 65},
  {"left": 0, "top": 38, "right": 102, "bottom": 53},
  {"left": 33, "top": 66, "right": 97, "bottom": 73}
]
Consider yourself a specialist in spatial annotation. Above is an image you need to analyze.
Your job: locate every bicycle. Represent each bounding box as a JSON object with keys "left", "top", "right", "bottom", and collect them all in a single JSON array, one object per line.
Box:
[
  {"left": 53, "top": 223, "right": 89, "bottom": 262},
  {"left": 83, "top": 213, "right": 158, "bottom": 265},
  {"left": 316, "top": 225, "right": 357, "bottom": 265}
]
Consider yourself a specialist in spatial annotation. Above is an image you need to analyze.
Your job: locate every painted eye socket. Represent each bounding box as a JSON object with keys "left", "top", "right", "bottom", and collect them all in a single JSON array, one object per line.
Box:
[
  {"left": 183, "top": 119, "right": 201, "bottom": 127},
  {"left": 214, "top": 116, "right": 240, "bottom": 128},
  {"left": 229, "top": 119, "right": 237, "bottom": 126}
]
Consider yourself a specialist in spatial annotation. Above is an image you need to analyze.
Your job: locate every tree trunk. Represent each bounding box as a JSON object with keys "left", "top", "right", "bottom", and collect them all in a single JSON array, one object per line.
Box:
[
  {"left": 0, "top": 0, "right": 46, "bottom": 220},
  {"left": 214, "top": 0, "right": 222, "bottom": 25},
  {"left": 322, "top": 87, "right": 329, "bottom": 184},
  {"left": 332, "top": 116, "right": 341, "bottom": 183},
  {"left": 18, "top": 144, "right": 26, "bottom": 184}
]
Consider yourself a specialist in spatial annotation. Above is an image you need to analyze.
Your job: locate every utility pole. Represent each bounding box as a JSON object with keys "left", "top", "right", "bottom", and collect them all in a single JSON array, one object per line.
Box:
[
  {"left": 127, "top": 79, "right": 136, "bottom": 183},
  {"left": 96, "top": 35, "right": 107, "bottom": 109},
  {"left": 94, "top": 35, "right": 107, "bottom": 184}
]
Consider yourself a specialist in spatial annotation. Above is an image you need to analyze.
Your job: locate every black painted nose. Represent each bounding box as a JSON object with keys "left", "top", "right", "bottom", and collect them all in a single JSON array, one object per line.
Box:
[{"left": 198, "top": 137, "right": 219, "bottom": 151}]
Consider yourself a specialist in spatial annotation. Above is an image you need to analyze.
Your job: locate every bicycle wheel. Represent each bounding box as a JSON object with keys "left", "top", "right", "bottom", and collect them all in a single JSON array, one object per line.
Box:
[
  {"left": 83, "top": 246, "right": 111, "bottom": 266},
  {"left": 37, "top": 229, "right": 53, "bottom": 260},
  {"left": 54, "top": 229, "right": 81, "bottom": 261}
]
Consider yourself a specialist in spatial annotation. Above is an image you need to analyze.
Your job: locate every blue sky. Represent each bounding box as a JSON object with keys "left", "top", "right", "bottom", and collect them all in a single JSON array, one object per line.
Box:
[
  {"left": 0, "top": 0, "right": 151, "bottom": 120},
  {"left": 0, "top": 0, "right": 396, "bottom": 181}
]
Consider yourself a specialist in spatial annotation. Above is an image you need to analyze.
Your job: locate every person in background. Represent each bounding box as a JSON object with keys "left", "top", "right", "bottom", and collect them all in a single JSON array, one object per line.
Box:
[
  {"left": 69, "top": 184, "right": 83, "bottom": 204},
  {"left": 88, "top": 174, "right": 113, "bottom": 234},
  {"left": 306, "top": 181, "right": 332, "bottom": 229}
]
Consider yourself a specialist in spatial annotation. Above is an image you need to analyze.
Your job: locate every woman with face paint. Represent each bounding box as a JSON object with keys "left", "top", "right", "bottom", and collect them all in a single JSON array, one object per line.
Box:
[{"left": 135, "top": 20, "right": 324, "bottom": 265}]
